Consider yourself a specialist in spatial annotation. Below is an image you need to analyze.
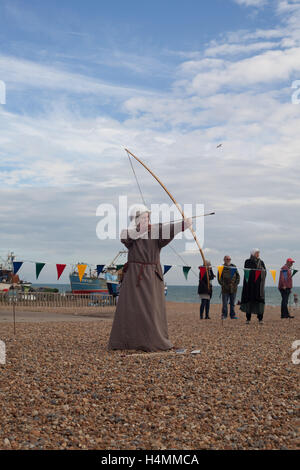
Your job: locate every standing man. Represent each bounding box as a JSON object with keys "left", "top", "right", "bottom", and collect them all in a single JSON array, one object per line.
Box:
[
  {"left": 278, "top": 258, "right": 295, "bottom": 319},
  {"left": 218, "top": 255, "right": 240, "bottom": 319}
]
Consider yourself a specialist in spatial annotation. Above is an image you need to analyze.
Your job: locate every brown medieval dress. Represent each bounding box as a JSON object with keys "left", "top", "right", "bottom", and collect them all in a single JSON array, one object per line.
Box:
[{"left": 108, "top": 222, "right": 184, "bottom": 351}]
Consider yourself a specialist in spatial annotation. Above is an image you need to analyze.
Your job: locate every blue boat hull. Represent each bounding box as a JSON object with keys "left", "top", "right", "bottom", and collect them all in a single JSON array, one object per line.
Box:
[{"left": 69, "top": 273, "right": 108, "bottom": 294}]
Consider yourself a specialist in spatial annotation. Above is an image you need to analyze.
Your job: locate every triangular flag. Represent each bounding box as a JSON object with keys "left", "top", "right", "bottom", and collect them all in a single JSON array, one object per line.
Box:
[
  {"left": 270, "top": 269, "right": 277, "bottom": 284},
  {"left": 13, "top": 261, "right": 23, "bottom": 274},
  {"left": 77, "top": 264, "right": 87, "bottom": 282},
  {"left": 230, "top": 267, "right": 237, "bottom": 279},
  {"left": 199, "top": 266, "right": 206, "bottom": 280},
  {"left": 244, "top": 269, "right": 250, "bottom": 282},
  {"left": 56, "top": 264, "right": 66, "bottom": 280},
  {"left": 164, "top": 265, "right": 172, "bottom": 275},
  {"left": 292, "top": 269, "right": 298, "bottom": 277},
  {"left": 96, "top": 265, "right": 105, "bottom": 276},
  {"left": 254, "top": 270, "right": 261, "bottom": 282},
  {"left": 116, "top": 264, "right": 124, "bottom": 271},
  {"left": 36, "top": 263, "right": 45, "bottom": 280},
  {"left": 183, "top": 266, "right": 191, "bottom": 280},
  {"left": 218, "top": 265, "right": 224, "bottom": 279}
]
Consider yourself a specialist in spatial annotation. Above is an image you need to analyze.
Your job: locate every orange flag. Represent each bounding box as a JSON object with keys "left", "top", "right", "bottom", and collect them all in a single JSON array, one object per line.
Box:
[
  {"left": 270, "top": 269, "right": 276, "bottom": 284},
  {"left": 218, "top": 265, "right": 224, "bottom": 279},
  {"left": 77, "top": 264, "right": 87, "bottom": 282}
]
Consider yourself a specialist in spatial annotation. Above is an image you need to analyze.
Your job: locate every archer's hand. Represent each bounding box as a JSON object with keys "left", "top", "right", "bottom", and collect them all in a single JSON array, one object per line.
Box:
[{"left": 184, "top": 217, "right": 192, "bottom": 229}]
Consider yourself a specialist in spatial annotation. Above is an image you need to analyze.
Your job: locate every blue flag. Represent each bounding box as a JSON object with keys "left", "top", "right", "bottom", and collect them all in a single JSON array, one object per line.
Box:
[
  {"left": 163, "top": 265, "right": 172, "bottom": 275},
  {"left": 96, "top": 265, "right": 105, "bottom": 276},
  {"left": 230, "top": 267, "right": 237, "bottom": 279},
  {"left": 13, "top": 261, "right": 23, "bottom": 274}
]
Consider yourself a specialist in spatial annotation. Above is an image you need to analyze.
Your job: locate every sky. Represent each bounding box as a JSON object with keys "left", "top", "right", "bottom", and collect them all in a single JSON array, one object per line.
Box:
[{"left": 0, "top": 0, "right": 300, "bottom": 286}]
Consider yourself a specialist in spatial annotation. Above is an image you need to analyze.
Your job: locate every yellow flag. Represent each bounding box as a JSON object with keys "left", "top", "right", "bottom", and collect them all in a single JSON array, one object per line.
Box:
[
  {"left": 270, "top": 269, "right": 276, "bottom": 284},
  {"left": 78, "top": 264, "right": 87, "bottom": 282},
  {"left": 218, "top": 265, "right": 224, "bottom": 278}
]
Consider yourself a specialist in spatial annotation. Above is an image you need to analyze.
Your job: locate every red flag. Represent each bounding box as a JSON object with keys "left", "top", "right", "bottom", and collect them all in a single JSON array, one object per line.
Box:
[
  {"left": 56, "top": 264, "right": 66, "bottom": 280},
  {"left": 254, "top": 270, "right": 261, "bottom": 282},
  {"left": 199, "top": 266, "right": 206, "bottom": 280}
]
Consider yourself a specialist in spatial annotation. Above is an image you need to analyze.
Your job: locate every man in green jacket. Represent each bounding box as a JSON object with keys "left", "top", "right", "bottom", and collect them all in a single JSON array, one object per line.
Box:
[{"left": 218, "top": 255, "right": 240, "bottom": 319}]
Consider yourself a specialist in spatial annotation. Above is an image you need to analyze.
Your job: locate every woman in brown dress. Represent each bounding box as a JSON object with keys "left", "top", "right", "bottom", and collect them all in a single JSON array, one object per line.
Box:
[{"left": 108, "top": 205, "right": 191, "bottom": 351}]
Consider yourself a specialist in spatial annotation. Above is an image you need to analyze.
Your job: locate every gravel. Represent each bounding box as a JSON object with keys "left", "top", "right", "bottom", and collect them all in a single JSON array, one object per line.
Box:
[{"left": 0, "top": 302, "right": 299, "bottom": 450}]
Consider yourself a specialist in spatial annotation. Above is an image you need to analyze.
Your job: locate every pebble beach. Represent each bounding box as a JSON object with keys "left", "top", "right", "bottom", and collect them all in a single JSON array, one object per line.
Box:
[{"left": 0, "top": 302, "right": 299, "bottom": 450}]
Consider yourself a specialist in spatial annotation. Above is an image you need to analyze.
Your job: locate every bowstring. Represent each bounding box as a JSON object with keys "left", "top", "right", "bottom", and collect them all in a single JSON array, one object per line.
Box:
[
  {"left": 126, "top": 149, "right": 146, "bottom": 206},
  {"left": 125, "top": 150, "right": 198, "bottom": 282}
]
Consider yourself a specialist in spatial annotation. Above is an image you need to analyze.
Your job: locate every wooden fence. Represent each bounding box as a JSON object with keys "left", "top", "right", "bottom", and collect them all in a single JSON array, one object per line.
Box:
[{"left": 0, "top": 291, "right": 116, "bottom": 308}]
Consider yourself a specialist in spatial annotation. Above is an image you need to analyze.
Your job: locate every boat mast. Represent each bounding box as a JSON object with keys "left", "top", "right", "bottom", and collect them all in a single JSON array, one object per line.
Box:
[{"left": 108, "top": 250, "right": 127, "bottom": 267}]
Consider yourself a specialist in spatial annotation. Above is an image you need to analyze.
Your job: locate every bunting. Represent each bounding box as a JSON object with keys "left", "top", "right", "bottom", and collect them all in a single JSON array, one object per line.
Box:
[
  {"left": 244, "top": 269, "right": 250, "bottom": 282},
  {"left": 183, "top": 266, "right": 191, "bottom": 280},
  {"left": 36, "top": 262, "right": 45, "bottom": 280},
  {"left": 77, "top": 264, "right": 87, "bottom": 282},
  {"left": 13, "top": 261, "right": 23, "bottom": 274},
  {"left": 5, "top": 258, "right": 300, "bottom": 284},
  {"left": 96, "top": 265, "right": 105, "bottom": 276},
  {"left": 230, "top": 267, "right": 237, "bottom": 279},
  {"left": 164, "top": 265, "right": 172, "bottom": 275},
  {"left": 199, "top": 266, "right": 206, "bottom": 280},
  {"left": 56, "top": 264, "right": 66, "bottom": 280},
  {"left": 254, "top": 270, "right": 261, "bottom": 282},
  {"left": 218, "top": 265, "right": 224, "bottom": 279},
  {"left": 270, "top": 269, "right": 277, "bottom": 284}
]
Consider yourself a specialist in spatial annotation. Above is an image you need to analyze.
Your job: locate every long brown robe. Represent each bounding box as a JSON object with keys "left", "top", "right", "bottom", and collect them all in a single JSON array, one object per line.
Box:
[{"left": 108, "top": 222, "right": 182, "bottom": 352}]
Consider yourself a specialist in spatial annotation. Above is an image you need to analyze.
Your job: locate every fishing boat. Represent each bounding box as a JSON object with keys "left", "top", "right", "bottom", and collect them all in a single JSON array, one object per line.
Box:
[
  {"left": 69, "top": 251, "right": 128, "bottom": 296},
  {"left": 0, "top": 252, "right": 32, "bottom": 292},
  {"left": 69, "top": 265, "right": 108, "bottom": 294},
  {"left": 104, "top": 251, "right": 127, "bottom": 297}
]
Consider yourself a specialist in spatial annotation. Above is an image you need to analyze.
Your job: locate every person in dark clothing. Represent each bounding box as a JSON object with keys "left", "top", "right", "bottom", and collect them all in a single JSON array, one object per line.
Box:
[
  {"left": 240, "top": 249, "right": 266, "bottom": 324},
  {"left": 278, "top": 258, "right": 295, "bottom": 319},
  {"left": 218, "top": 255, "right": 240, "bottom": 319},
  {"left": 198, "top": 261, "right": 215, "bottom": 319}
]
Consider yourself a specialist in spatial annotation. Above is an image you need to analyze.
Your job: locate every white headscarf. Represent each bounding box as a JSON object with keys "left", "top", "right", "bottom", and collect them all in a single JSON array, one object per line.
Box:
[{"left": 251, "top": 248, "right": 260, "bottom": 257}]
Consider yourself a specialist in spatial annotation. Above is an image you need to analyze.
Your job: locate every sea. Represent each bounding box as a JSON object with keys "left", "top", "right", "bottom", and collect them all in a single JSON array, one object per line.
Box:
[{"left": 32, "top": 284, "right": 300, "bottom": 307}]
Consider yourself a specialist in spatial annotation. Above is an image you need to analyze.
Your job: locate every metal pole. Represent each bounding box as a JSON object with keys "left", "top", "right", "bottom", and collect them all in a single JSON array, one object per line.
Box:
[{"left": 12, "top": 287, "right": 16, "bottom": 335}]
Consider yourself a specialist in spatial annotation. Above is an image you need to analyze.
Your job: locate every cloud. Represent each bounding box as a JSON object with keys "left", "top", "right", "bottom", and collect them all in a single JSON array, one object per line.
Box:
[
  {"left": 1, "top": 0, "right": 300, "bottom": 284},
  {"left": 233, "top": 0, "right": 268, "bottom": 6},
  {"left": 0, "top": 54, "right": 155, "bottom": 100}
]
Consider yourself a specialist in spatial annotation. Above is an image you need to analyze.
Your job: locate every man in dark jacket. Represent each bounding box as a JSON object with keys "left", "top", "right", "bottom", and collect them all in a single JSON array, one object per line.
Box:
[{"left": 218, "top": 255, "right": 240, "bottom": 319}]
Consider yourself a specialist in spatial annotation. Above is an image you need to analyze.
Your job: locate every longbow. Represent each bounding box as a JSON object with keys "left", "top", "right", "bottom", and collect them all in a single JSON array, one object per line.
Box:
[{"left": 125, "top": 148, "right": 210, "bottom": 289}]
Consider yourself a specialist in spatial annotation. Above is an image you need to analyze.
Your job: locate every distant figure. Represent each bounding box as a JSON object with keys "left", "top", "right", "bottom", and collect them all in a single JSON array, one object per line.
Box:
[
  {"left": 218, "top": 255, "right": 240, "bottom": 319},
  {"left": 108, "top": 204, "right": 192, "bottom": 351},
  {"left": 278, "top": 258, "right": 295, "bottom": 319},
  {"left": 198, "top": 261, "right": 215, "bottom": 319},
  {"left": 294, "top": 293, "right": 298, "bottom": 307},
  {"left": 240, "top": 249, "right": 266, "bottom": 324}
]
